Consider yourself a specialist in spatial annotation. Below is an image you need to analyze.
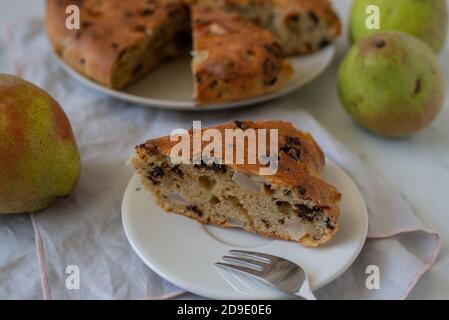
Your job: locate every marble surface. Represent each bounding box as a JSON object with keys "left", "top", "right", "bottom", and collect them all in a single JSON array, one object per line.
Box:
[{"left": 0, "top": 0, "right": 448, "bottom": 299}]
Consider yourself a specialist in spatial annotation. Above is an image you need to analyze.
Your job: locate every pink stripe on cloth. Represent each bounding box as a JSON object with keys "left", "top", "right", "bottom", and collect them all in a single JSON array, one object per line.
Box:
[
  {"left": 400, "top": 236, "right": 442, "bottom": 300},
  {"left": 31, "top": 213, "right": 52, "bottom": 300},
  {"left": 369, "top": 228, "right": 441, "bottom": 300},
  {"left": 6, "top": 18, "right": 52, "bottom": 300}
]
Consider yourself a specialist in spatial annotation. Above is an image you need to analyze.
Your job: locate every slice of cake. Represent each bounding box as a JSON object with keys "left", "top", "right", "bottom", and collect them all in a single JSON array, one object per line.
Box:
[
  {"left": 191, "top": 5, "right": 293, "bottom": 104},
  {"left": 46, "top": 0, "right": 190, "bottom": 89},
  {"left": 131, "top": 120, "right": 341, "bottom": 247},
  {"left": 195, "top": 0, "right": 342, "bottom": 55}
]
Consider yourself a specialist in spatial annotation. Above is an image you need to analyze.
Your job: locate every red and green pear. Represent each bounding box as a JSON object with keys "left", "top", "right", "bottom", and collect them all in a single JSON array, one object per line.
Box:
[{"left": 0, "top": 74, "right": 81, "bottom": 214}]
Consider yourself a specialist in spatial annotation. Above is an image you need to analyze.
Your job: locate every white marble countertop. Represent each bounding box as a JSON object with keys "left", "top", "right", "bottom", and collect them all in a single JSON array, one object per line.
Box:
[{"left": 0, "top": 0, "right": 448, "bottom": 299}]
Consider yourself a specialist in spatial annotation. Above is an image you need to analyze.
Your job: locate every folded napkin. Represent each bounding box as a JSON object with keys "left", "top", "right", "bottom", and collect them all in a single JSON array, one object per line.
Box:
[{"left": 0, "top": 18, "right": 440, "bottom": 300}]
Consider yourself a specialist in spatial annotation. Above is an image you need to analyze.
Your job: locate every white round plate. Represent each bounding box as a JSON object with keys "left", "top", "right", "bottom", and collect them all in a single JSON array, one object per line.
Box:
[
  {"left": 122, "top": 159, "right": 368, "bottom": 299},
  {"left": 54, "top": 45, "right": 335, "bottom": 111}
]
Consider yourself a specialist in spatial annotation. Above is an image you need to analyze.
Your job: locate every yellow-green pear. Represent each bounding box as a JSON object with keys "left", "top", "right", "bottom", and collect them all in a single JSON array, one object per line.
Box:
[{"left": 338, "top": 32, "right": 445, "bottom": 138}]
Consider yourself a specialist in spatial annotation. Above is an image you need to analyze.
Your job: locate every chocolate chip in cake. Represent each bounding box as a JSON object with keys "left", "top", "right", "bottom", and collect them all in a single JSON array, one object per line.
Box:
[
  {"left": 261, "top": 219, "right": 271, "bottom": 229},
  {"left": 111, "top": 42, "right": 119, "bottom": 49},
  {"left": 285, "top": 136, "right": 301, "bottom": 145},
  {"left": 140, "top": 8, "right": 154, "bottom": 16},
  {"left": 79, "top": 58, "right": 85, "bottom": 65},
  {"left": 326, "top": 217, "right": 335, "bottom": 230},
  {"left": 150, "top": 166, "right": 164, "bottom": 179},
  {"left": 233, "top": 120, "right": 247, "bottom": 130},
  {"left": 195, "top": 74, "right": 204, "bottom": 85},
  {"left": 148, "top": 144, "right": 158, "bottom": 152},
  {"left": 280, "top": 137, "right": 302, "bottom": 161},
  {"left": 186, "top": 205, "right": 203, "bottom": 217},
  {"left": 263, "top": 57, "right": 281, "bottom": 86},
  {"left": 264, "top": 77, "right": 278, "bottom": 86},
  {"left": 147, "top": 176, "right": 160, "bottom": 185},
  {"left": 210, "top": 162, "right": 227, "bottom": 174},
  {"left": 208, "top": 80, "right": 218, "bottom": 89},
  {"left": 171, "top": 165, "right": 184, "bottom": 178},
  {"left": 246, "top": 49, "right": 255, "bottom": 57},
  {"left": 308, "top": 11, "right": 320, "bottom": 25},
  {"left": 319, "top": 38, "right": 330, "bottom": 49},
  {"left": 132, "top": 63, "right": 144, "bottom": 75},
  {"left": 278, "top": 218, "right": 285, "bottom": 225},
  {"left": 297, "top": 186, "right": 307, "bottom": 196},
  {"left": 287, "top": 14, "right": 299, "bottom": 23},
  {"left": 280, "top": 144, "right": 301, "bottom": 161},
  {"left": 295, "top": 204, "right": 322, "bottom": 221},
  {"left": 263, "top": 57, "right": 280, "bottom": 75},
  {"left": 264, "top": 42, "right": 283, "bottom": 58},
  {"left": 195, "top": 161, "right": 227, "bottom": 174}
]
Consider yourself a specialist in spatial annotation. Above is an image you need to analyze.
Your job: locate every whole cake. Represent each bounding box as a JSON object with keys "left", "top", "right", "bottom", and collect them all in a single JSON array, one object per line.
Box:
[
  {"left": 46, "top": 0, "right": 341, "bottom": 104},
  {"left": 131, "top": 120, "right": 341, "bottom": 247}
]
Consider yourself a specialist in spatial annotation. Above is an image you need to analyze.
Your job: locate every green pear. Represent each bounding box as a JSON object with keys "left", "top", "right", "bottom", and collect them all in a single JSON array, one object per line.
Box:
[
  {"left": 0, "top": 74, "right": 81, "bottom": 214},
  {"left": 350, "top": 0, "right": 448, "bottom": 53},
  {"left": 338, "top": 32, "right": 445, "bottom": 138}
]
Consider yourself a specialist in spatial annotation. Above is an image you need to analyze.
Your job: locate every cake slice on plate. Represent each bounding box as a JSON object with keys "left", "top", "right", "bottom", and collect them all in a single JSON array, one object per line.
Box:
[
  {"left": 131, "top": 120, "right": 341, "bottom": 247},
  {"left": 191, "top": 5, "right": 293, "bottom": 104}
]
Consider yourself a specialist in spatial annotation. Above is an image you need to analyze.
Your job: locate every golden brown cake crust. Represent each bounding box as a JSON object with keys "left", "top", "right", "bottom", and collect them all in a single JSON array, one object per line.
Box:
[
  {"left": 194, "top": 0, "right": 341, "bottom": 55},
  {"left": 191, "top": 5, "right": 293, "bottom": 103},
  {"left": 136, "top": 120, "right": 341, "bottom": 224},
  {"left": 46, "top": 0, "right": 189, "bottom": 88}
]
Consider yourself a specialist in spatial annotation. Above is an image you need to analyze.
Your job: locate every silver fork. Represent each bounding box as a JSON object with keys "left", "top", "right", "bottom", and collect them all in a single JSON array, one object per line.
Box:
[{"left": 215, "top": 250, "right": 314, "bottom": 299}]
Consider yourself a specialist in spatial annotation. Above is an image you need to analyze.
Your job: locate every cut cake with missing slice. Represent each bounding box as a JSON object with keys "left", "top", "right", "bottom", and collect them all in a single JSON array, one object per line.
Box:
[{"left": 46, "top": 0, "right": 190, "bottom": 89}]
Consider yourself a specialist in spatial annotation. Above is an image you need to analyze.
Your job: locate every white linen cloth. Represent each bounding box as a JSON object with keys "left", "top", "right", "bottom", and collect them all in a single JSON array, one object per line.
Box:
[{"left": 0, "top": 18, "right": 441, "bottom": 300}]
